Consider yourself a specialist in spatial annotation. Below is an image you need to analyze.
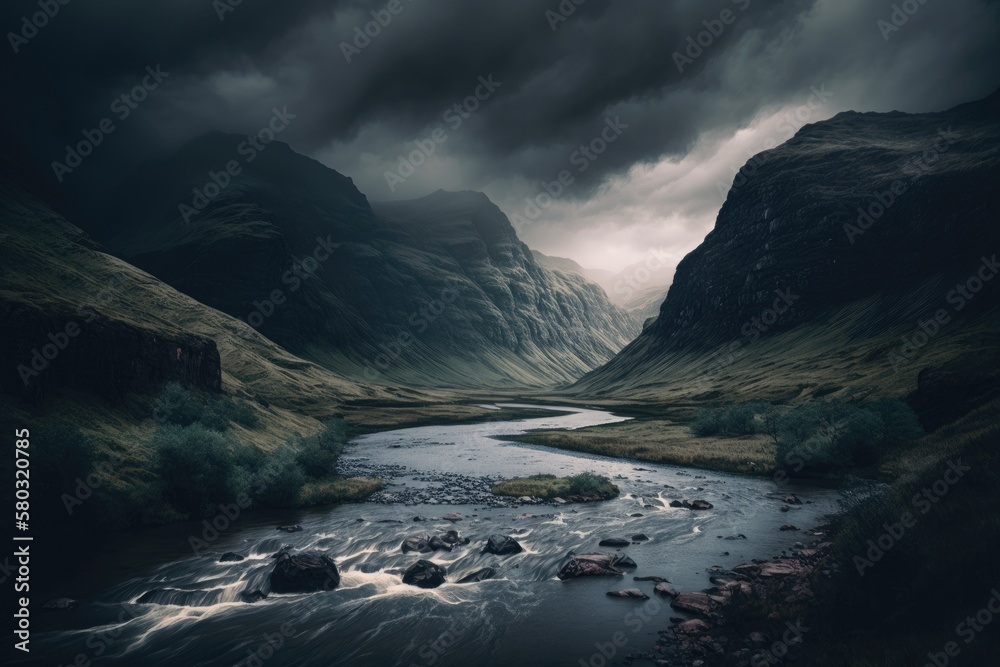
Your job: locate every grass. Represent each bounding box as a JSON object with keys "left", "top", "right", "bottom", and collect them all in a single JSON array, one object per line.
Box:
[
  {"left": 296, "top": 477, "right": 383, "bottom": 507},
  {"left": 506, "top": 418, "right": 776, "bottom": 474},
  {"left": 491, "top": 472, "right": 619, "bottom": 500}
]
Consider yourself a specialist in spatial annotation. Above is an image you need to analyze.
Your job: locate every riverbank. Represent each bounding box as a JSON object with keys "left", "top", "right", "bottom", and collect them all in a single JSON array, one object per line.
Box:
[{"left": 499, "top": 417, "right": 776, "bottom": 475}]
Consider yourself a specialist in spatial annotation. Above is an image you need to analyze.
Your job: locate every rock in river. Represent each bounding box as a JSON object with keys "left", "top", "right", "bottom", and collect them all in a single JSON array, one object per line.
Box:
[
  {"left": 276, "top": 525, "right": 304, "bottom": 533},
  {"left": 483, "top": 534, "right": 524, "bottom": 555},
  {"left": 402, "top": 533, "right": 432, "bottom": 553},
  {"left": 599, "top": 538, "right": 631, "bottom": 547},
  {"left": 654, "top": 582, "right": 680, "bottom": 597},
  {"left": 403, "top": 560, "right": 448, "bottom": 589},
  {"left": 219, "top": 552, "right": 244, "bottom": 563},
  {"left": 270, "top": 552, "right": 340, "bottom": 593},
  {"left": 457, "top": 567, "right": 497, "bottom": 584},
  {"left": 670, "top": 592, "right": 715, "bottom": 618},
  {"left": 606, "top": 588, "right": 650, "bottom": 600},
  {"left": 558, "top": 553, "right": 634, "bottom": 579}
]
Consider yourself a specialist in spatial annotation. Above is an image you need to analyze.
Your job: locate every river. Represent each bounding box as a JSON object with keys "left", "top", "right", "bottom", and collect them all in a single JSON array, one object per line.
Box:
[{"left": 28, "top": 405, "right": 841, "bottom": 667}]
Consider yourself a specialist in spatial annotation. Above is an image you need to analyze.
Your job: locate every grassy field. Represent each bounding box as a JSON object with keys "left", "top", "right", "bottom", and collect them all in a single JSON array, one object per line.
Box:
[
  {"left": 491, "top": 473, "right": 619, "bottom": 500},
  {"left": 505, "top": 417, "right": 776, "bottom": 474},
  {"left": 297, "top": 477, "right": 383, "bottom": 507}
]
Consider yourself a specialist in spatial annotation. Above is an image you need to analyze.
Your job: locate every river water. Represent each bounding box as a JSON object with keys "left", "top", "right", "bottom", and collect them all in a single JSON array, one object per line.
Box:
[{"left": 28, "top": 405, "right": 841, "bottom": 667}]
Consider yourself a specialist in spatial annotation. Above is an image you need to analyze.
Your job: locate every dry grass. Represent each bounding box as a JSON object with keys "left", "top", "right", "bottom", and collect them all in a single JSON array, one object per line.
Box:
[
  {"left": 296, "top": 477, "right": 383, "bottom": 507},
  {"left": 510, "top": 418, "right": 776, "bottom": 474},
  {"left": 491, "top": 473, "right": 619, "bottom": 499}
]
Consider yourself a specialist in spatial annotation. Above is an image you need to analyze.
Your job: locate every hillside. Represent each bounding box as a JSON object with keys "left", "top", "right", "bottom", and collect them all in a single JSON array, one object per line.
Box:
[
  {"left": 571, "top": 90, "right": 1000, "bottom": 420},
  {"left": 90, "top": 136, "right": 638, "bottom": 388}
]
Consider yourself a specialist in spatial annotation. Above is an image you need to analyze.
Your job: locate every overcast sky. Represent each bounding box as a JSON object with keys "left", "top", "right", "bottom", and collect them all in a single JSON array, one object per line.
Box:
[{"left": 3, "top": 0, "right": 998, "bottom": 271}]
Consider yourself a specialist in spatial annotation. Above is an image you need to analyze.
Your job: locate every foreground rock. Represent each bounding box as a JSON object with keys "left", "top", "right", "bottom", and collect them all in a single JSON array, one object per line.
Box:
[
  {"left": 402, "top": 560, "right": 447, "bottom": 588},
  {"left": 670, "top": 592, "right": 716, "bottom": 618},
  {"left": 483, "top": 534, "right": 523, "bottom": 555},
  {"left": 219, "top": 552, "right": 244, "bottom": 563},
  {"left": 654, "top": 582, "right": 680, "bottom": 597},
  {"left": 558, "top": 553, "right": 636, "bottom": 580},
  {"left": 402, "top": 530, "right": 469, "bottom": 553},
  {"left": 270, "top": 552, "right": 340, "bottom": 593},
  {"left": 606, "top": 588, "right": 650, "bottom": 600},
  {"left": 457, "top": 567, "right": 496, "bottom": 584}
]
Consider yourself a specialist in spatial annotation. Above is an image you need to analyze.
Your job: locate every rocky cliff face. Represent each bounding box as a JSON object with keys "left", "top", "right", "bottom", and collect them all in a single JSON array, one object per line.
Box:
[
  {"left": 94, "top": 136, "right": 638, "bottom": 388},
  {"left": 573, "top": 90, "right": 1000, "bottom": 405}
]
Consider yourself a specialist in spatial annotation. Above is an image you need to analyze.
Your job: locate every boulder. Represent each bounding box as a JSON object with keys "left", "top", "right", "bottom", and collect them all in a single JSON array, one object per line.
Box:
[
  {"left": 669, "top": 500, "right": 684, "bottom": 508},
  {"left": 676, "top": 619, "right": 710, "bottom": 635},
  {"left": 634, "top": 576, "right": 668, "bottom": 583},
  {"left": 457, "top": 567, "right": 497, "bottom": 584},
  {"left": 442, "top": 512, "right": 463, "bottom": 522},
  {"left": 428, "top": 535, "right": 454, "bottom": 552},
  {"left": 483, "top": 534, "right": 524, "bottom": 555},
  {"left": 631, "top": 534, "right": 650, "bottom": 542},
  {"left": 558, "top": 553, "right": 632, "bottom": 579},
  {"left": 686, "top": 500, "right": 714, "bottom": 510},
  {"left": 783, "top": 495, "right": 802, "bottom": 504},
  {"left": 599, "top": 538, "right": 630, "bottom": 547},
  {"left": 276, "top": 525, "right": 303, "bottom": 533},
  {"left": 402, "top": 560, "right": 447, "bottom": 588},
  {"left": 606, "top": 588, "right": 650, "bottom": 600},
  {"left": 671, "top": 592, "right": 715, "bottom": 617},
  {"left": 654, "top": 582, "right": 680, "bottom": 597},
  {"left": 270, "top": 552, "right": 340, "bottom": 593},
  {"left": 402, "top": 533, "right": 432, "bottom": 553},
  {"left": 219, "top": 552, "right": 244, "bottom": 563},
  {"left": 615, "top": 555, "right": 638, "bottom": 569},
  {"left": 779, "top": 524, "right": 799, "bottom": 531}
]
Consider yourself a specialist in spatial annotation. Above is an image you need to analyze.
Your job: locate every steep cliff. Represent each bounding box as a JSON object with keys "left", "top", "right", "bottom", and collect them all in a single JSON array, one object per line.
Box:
[{"left": 573, "top": 90, "right": 1000, "bottom": 407}]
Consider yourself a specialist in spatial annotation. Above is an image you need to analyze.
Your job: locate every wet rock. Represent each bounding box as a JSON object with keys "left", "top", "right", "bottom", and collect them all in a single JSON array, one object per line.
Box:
[
  {"left": 412, "top": 516, "right": 428, "bottom": 522},
  {"left": 630, "top": 513, "right": 644, "bottom": 517},
  {"left": 402, "top": 533, "right": 432, "bottom": 553},
  {"left": 655, "top": 582, "right": 680, "bottom": 597},
  {"left": 276, "top": 525, "right": 303, "bottom": 533},
  {"left": 779, "top": 524, "right": 799, "bottom": 531},
  {"left": 270, "top": 552, "right": 340, "bottom": 593},
  {"left": 240, "top": 590, "right": 267, "bottom": 604},
  {"left": 783, "top": 495, "right": 802, "bottom": 505},
  {"left": 428, "top": 535, "right": 454, "bottom": 552},
  {"left": 483, "top": 534, "right": 523, "bottom": 555},
  {"left": 669, "top": 500, "right": 684, "bottom": 508},
  {"left": 402, "top": 560, "right": 447, "bottom": 588},
  {"left": 671, "top": 593, "right": 716, "bottom": 618},
  {"left": 607, "top": 588, "right": 650, "bottom": 600},
  {"left": 780, "top": 505, "right": 790, "bottom": 512},
  {"left": 758, "top": 560, "right": 809, "bottom": 577},
  {"left": 632, "top": 534, "right": 650, "bottom": 542},
  {"left": 723, "top": 534, "right": 747, "bottom": 540},
  {"left": 457, "top": 567, "right": 496, "bottom": 584},
  {"left": 599, "top": 537, "right": 630, "bottom": 547},
  {"left": 442, "top": 512, "right": 463, "bottom": 522},
  {"left": 219, "top": 552, "right": 244, "bottom": 563},
  {"left": 634, "top": 576, "right": 669, "bottom": 583},
  {"left": 686, "top": 500, "right": 714, "bottom": 510},
  {"left": 558, "top": 553, "right": 626, "bottom": 579},
  {"left": 676, "top": 619, "right": 710, "bottom": 635},
  {"left": 43, "top": 598, "right": 77, "bottom": 610},
  {"left": 615, "top": 555, "right": 638, "bottom": 569},
  {"left": 440, "top": 529, "right": 469, "bottom": 545}
]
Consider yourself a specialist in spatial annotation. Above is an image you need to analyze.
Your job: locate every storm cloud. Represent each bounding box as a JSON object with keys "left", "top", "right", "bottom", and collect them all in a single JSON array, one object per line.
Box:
[{"left": 3, "top": 0, "right": 998, "bottom": 270}]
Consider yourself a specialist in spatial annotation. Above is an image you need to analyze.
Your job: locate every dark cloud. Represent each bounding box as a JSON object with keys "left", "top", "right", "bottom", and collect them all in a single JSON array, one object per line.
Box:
[{"left": 3, "top": 0, "right": 998, "bottom": 268}]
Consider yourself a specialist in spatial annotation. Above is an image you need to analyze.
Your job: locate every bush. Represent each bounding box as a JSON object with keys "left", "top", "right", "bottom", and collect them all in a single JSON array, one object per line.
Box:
[
  {"left": 775, "top": 399, "right": 922, "bottom": 474},
  {"left": 152, "top": 424, "right": 250, "bottom": 518},
  {"left": 691, "top": 402, "right": 772, "bottom": 437},
  {"left": 566, "top": 472, "right": 615, "bottom": 496},
  {"left": 33, "top": 420, "right": 99, "bottom": 489},
  {"left": 155, "top": 383, "right": 260, "bottom": 432},
  {"left": 296, "top": 417, "right": 347, "bottom": 479}
]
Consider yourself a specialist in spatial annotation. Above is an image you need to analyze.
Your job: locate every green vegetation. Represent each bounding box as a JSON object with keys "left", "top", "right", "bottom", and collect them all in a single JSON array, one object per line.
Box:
[
  {"left": 790, "top": 404, "right": 1000, "bottom": 666},
  {"left": 156, "top": 382, "right": 260, "bottom": 431},
  {"left": 491, "top": 472, "right": 619, "bottom": 500}
]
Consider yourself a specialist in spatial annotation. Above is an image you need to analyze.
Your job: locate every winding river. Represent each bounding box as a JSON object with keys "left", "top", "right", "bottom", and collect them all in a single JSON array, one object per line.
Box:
[{"left": 29, "top": 405, "right": 841, "bottom": 667}]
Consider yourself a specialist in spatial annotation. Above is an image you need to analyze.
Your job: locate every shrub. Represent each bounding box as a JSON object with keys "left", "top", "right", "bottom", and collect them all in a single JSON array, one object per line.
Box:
[
  {"left": 157, "top": 382, "right": 205, "bottom": 427},
  {"left": 152, "top": 424, "right": 249, "bottom": 518},
  {"left": 566, "top": 472, "right": 616, "bottom": 496},
  {"left": 691, "top": 402, "right": 772, "bottom": 437},
  {"left": 296, "top": 417, "right": 347, "bottom": 479},
  {"left": 155, "top": 383, "right": 260, "bottom": 432}
]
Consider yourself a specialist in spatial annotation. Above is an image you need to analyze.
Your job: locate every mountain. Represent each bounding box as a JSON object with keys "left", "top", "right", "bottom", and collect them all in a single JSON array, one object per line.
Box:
[
  {"left": 531, "top": 250, "right": 672, "bottom": 327},
  {"left": 88, "top": 135, "right": 638, "bottom": 388},
  {"left": 572, "top": 90, "right": 1000, "bottom": 422}
]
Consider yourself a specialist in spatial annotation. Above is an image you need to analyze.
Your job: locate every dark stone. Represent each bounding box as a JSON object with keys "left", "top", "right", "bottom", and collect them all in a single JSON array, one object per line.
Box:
[
  {"left": 669, "top": 500, "right": 684, "bottom": 508},
  {"left": 557, "top": 553, "right": 636, "bottom": 579},
  {"left": 634, "top": 576, "right": 669, "bottom": 583},
  {"left": 615, "top": 555, "right": 638, "bottom": 569},
  {"left": 442, "top": 512, "right": 463, "bottom": 522},
  {"left": 276, "top": 525, "right": 303, "bottom": 533},
  {"left": 428, "top": 536, "right": 454, "bottom": 552},
  {"left": 402, "top": 560, "right": 447, "bottom": 588},
  {"left": 606, "top": 588, "right": 650, "bottom": 600},
  {"left": 599, "top": 538, "right": 630, "bottom": 547},
  {"left": 631, "top": 534, "right": 649, "bottom": 541},
  {"left": 483, "top": 534, "right": 523, "bottom": 555},
  {"left": 402, "top": 533, "right": 432, "bottom": 553},
  {"left": 270, "top": 552, "right": 340, "bottom": 593},
  {"left": 686, "top": 500, "right": 713, "bottom": 510},
  {"left": 240, "top": 590, "right": 268, "bottom": 604},
  {"left": 457, "top": 567, "right": 497, "bottom": 584},
  {"left": 219, "top": 552, "right": 244, "bottom": 563},
  {"left": 780, "top": 524, "right": 799, "bottom": 531}
]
